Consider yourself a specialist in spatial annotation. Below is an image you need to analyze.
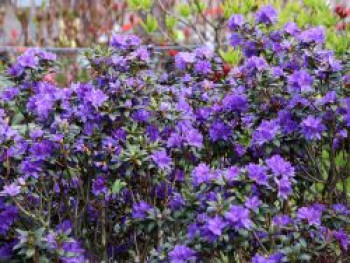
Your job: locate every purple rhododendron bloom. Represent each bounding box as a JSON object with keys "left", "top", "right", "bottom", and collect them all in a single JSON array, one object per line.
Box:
[
  {"left": 245, "top": 56, "right": 268, "bottom": 71},
  {"left": 245, "top": 196, "right": 262, "bottom": 210},
  {"left": 132, "top": 201, "right": 153, "bottom": 219},
  {"left": 17, "top": 52, "right": 39, "bottom": 68},
  {"left": 228, "top": 14, "right": 245, "bottom": 30},
  {"left": 297, "top": 206, "right": 322, "bottom": 226},
  {"left": 209, "top": 121, "right": 231, "bottom": 142},
  {"left": 252, "top": 120, "right": 279, "bottom": 145},
  {"left": 169, "top": 193, "right": 185, "bottom": 210},
  {"left": 284, "top": 22, "right": 300, "bottom": 36},
  {"left": 333, "top": 230, "right": 350, "bottom": 250},
  {"left": 151, "top": 150, "right": 172, "bottom": 170},
  {"left": 110, "top": 34, "right": 141, "bottom": 49},
  {"left": 333, "top": 204, "right": 350, "bottom": 215},
  {"left": 317, "top": 91, "right": 336, "bottom": 106},
  {"left": 132, "top": 109, "right": 151, "bottom": 123},
  {"left": 169, "top": 245, "right": 196, "bottom": 263},
  {"left": 167, "top": 132, "right": 183, "bottom": 148},
  {"left": 206, "top": 216, "right": 227, "bottom": 236},
  {"left": 230, "top": 33, "right": 244, "bottom": 47},
  {"left": 1, "top": 184, "right": 21, "bottom": 197},
  {"left": 299, "top": 27, "right": 325, "bottom": 44},
  {"left": 222, "top": 93, "right": 247, "bottom": 112},
  {"left": 276, "top": 177, "right": 292, "bottom": 200},
  {"left": 92, "top": 176, "right": 108, "bottom": 196},
  {"left": 301, "top": 115, "right": 325, "bottom": 140},
  {"left": 288, "top": 70, "right": 314, "bottom": 93},
  {"left": 225, "top": 205, "right": 252, "bottom": 229},
  {"left": 225, "top": 166, "right": 240, "bottom": 182},
  {"left": 255, "top": 5, "right": 278, "bottom": 25},
  {"left": 175, "top": 52, "right": 196, "bottom": 70},
  {"left": 266, "top": 155, "right": 294, "bottom": 178},
  {"left": 184, "top": 129, "right": 203, "bottom": 148},
  {"left": 272, "top": 214, "right": 292, "bottom": 227},
  {"left": 85, "top": 89, "right": 108, "bottom": 108},
  {"left": 146, "top": 125, "right": 160, "bottom": 142},
  {"left": 194, "top": 60, "right": 211, "bottom": 75},
  {"left": 246, "top": 164, "right": 269, "bottom": 185},
  {"left": 7, "top": 64, "right": 24, "bottom": 77},
  {"left": 192, "top": 163, "right": 212, "bottom": 186}
]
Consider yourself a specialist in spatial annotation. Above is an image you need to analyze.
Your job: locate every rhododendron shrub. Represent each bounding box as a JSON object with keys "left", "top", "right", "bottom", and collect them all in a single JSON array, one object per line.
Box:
[{"left": 0, "top": 6, "right": 349, "bottom": 262}]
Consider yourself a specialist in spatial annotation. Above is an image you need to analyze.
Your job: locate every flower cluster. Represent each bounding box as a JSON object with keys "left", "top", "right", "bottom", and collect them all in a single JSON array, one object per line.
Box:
[{"left": 0, "top": 5, "right": 349, "bottom": 262}]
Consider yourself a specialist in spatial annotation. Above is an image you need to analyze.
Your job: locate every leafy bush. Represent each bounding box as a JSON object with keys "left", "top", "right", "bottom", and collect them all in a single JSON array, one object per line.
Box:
[{"left": 0, "top": 6, "right": 349, "bottom": 262}]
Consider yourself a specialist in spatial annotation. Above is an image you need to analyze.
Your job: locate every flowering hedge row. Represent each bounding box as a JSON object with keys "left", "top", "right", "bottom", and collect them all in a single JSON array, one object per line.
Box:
[{"left": 0, "top": 5, "right": 349, "bottom": 263}]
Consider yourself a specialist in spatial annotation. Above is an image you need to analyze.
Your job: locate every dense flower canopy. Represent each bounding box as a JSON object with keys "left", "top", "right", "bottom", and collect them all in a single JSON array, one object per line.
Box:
[{"left": 0, "top": 5, "right": 349, "bottom": 263}]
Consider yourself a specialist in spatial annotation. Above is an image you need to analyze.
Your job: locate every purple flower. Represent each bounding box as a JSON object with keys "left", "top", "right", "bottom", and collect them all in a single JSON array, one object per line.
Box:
[
  {"left": 1, "top": 87, "right": 19, "bottom": 102},
  {"left": 169, "top": 245, "right": 196, "bottom": 263},
  {"left": 228, "top": 14, "right": 245, "bottom": 30},
  {"left": 266, "top": 155, "right": 294, "bottom": 178},
  {"left": 110, "top": 34, "right": 141, "bottom": 49},
  {"left": 288, "top": 70, "right": 314, "bottom": 93},
  {"left": 85, "top": 89, "right": 108, "bottom": 108},
  {"left": 243, "top": 40, "right": 259, "bottom": 57},
  {"left": 252, "top": 253, "right": 283, "bottom": 263},
  {"left": 222, "top": 93, "right": 248, "bottom": 112},
  {"left": 252, "top": 120, "right": 279, "bottom": 146},
  {"left": 225, "top": 205, "right": 252, "bottom": 229},
  {"left": 132, "top": 201, "right": 153, "bottom": 219},
  {"left": 192, "top": 163, "right": 212, "bottom": 186},
  {"left": 146, "top": 125, "right": 160, "bottom": 142},
  {"left": 209, "top": 121, "right": 231, "bottom": 142},
  {"left": 169, "top": 193, "right": 185, "bottom": 210},
  {"left": 255, "top": 5, "right": 278, "bottom": 25},
  {"left": 92, "top": 176, "right": 108, "bottom": 196},
  {"left": 299, "top": 27, "right": 325, "bottom": 44},
  {"left": 175, "top": 52, "right": 196, "bottom": 70},
  {"left": 301, "top": 116, "right": 325, "bottom": 140},
  {"left": 194, "top": 60, "right": 211, "bottom": 75},
  {"left": 245, "top": 196, "right": 262, "bottom": 210},
  {"left": 272, "top": 214, "right": 292, "bottom": 227},
  {"left": 297, "top": 206, "right": 322, "bottom": 226},
  {"left": 7, "top": 64, "right": 24, "bottom": 77},
  {"left": 277, "top": 111, "right": 298, "bottom": 134},
  {"left": 245, "top": 56, "right": 268, "bottom": 71},
  {"left": 271, "top": 67, "right": 283, "bottom": 77},
  {"left": 225, "top": 166, "right": 240, "bottom": 182},
  {"left": 230, "top": 33, "right": 244, "bottom": 47},
  {"left": 151, "top": 150, "right": 172, "bottom": 170},
  {"left": 167, "top": 132, "right": 183, "bottom": 148},
  {"left": 284, "top": 22, "right": 300, "bottom": 36},
  {"left": 333, "top": 230, "right": 350, "bottom": 250},
  {"left": 0, "top": 242, "right": 15, "bottom": 260},
  {"left": 246, "top": 164, "right": 269, "bottom": 185},
  {"left": 206, "top": 216, "right": 227, "bottom": 236},
  {"left": 17, "top": 53, "right": 39, "bottom": 68},
  {"left": 38, "top": 51, "right": 57, "bottom": 61},
  {"left": 184, "top": 129, "right": 203, "bottom": 148},
  {"left": 132, "top": 109, "right": 151, "bottom": 123},
  {"left": 113, "top": 128, "right": 127, "bottom": 142},
  {"left": 317, "top": 91, "right": 336, "bottom": 106},
  {"left": 1, "top": 183, "right": 21, "bottom": 197},
  {"left": 332, "top": 204, "right": 350, "bottom": 215},
  {"left": 276, "top": 177, "right": 292, "bottom": 200}
]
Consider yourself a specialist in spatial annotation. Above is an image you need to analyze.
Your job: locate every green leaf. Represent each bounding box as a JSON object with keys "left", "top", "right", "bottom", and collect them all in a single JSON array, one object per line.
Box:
[
  {"left": 165, "top": 15, "right": 177, "bottom": 29},
  {"left": 219, "top": 48, "right": 242, "bottom": 66},
  {"left": 26, "top": 248, "right": 35, "bottom": 259},
  {"left": 111, "top": 179, "right": 127, "bottom": 194},
  {"left": 178, "top": 4, "right": 191, "bottom": 18},
  {"left": 127, "top": 0, "right": 141, "bottom": 9},
  {"left": 141, "top": 15, "right": 158, "bottom": 34}
]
